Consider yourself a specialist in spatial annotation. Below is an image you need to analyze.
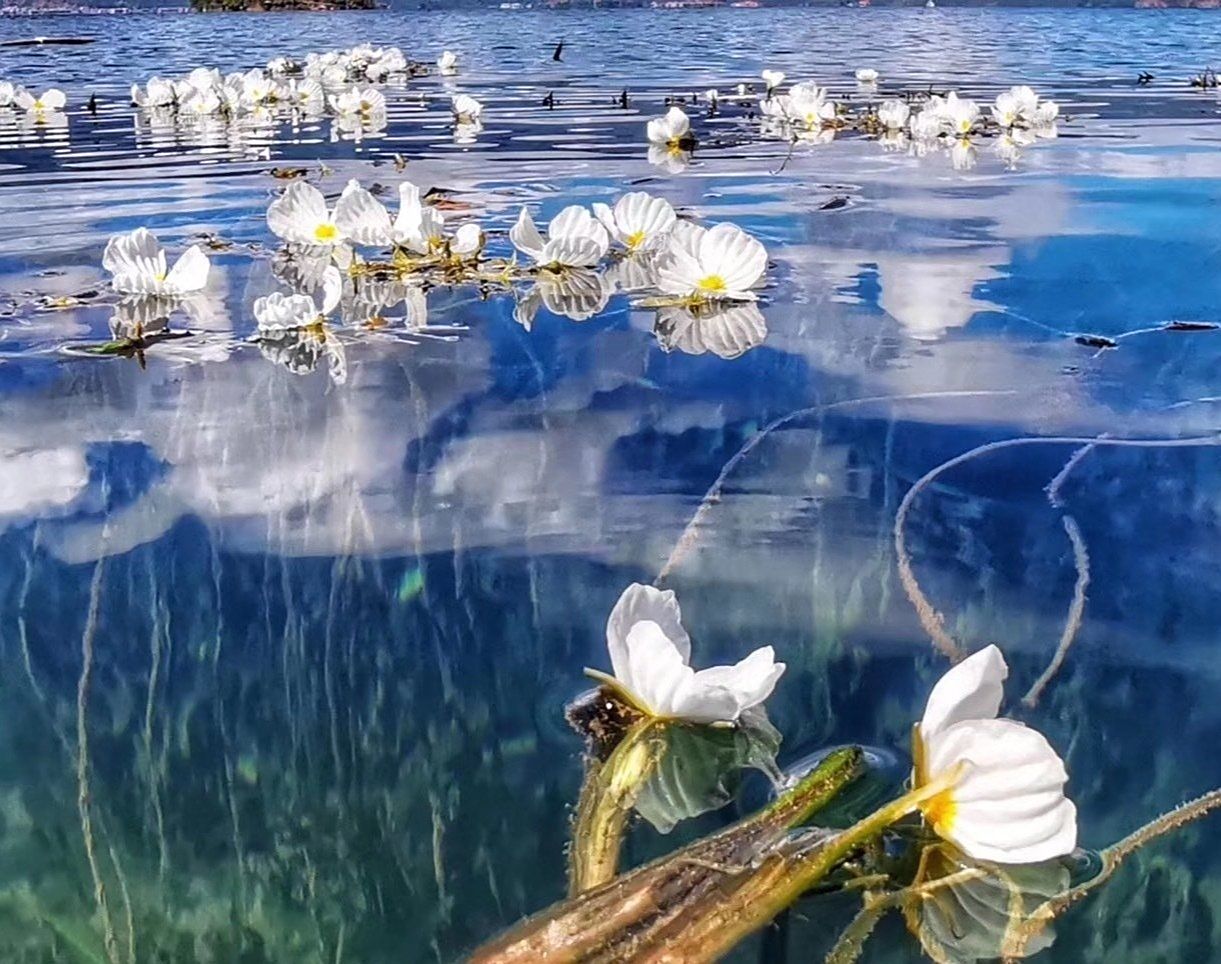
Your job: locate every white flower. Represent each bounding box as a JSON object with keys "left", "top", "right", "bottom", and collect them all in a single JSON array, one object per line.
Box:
[
  {"left": 761, "top": 69, "right": 785, "bottom": 93},
  {"left": 287, "top": 78, "right": 325, "bottom": 113},
  {"left": 131, "top": 77, "right": 176, "bottom": 109},
  {"left": 909, "top": 108, "right": 942, "bottom": 141},
  {"left": 334, "top": 179, "right": 482, "bottom": 257},
  {"left": 267, "top": 181, "right": 347, "bottom": 247},
  {"left": 180, "top": 86, "right": 223, "bottom": 118},
  {"left": 102, "top": 228, "right": 210, "bottom": 297},
  {"left": 878, "top": 98, "right": 910, "bottom": 131},
  {"left": 646, "top": 106, "right": 691, "bottom": 146},
  {"left": 1007, "top": 84, "right": 1040, "bottom": 119},
  {"left": 1033, "top": 99, "right": 1060, "bottom": 125},
  {"left": 437, "top": 50, "right": 459, "bottom": 74},
  {"left": 452, "top": 93, "right": 483, "bottom": 123},
  {"left": 913, "top": 645, "right": 1077, "bottom": 865},
  {"left": 704, "top": 88, "right": 719, "bottom": 106},
  {"left": 0, "top": 81, "right": 15, "bottom": 108},
  {"left": 590, "top": 583, "right": 785, "bottom": 724},
  {"left": 15, "top": 88, "right": 66, "bottom": 113},
  {"left": 655, "top": 221, "right": 768, "bottom": 302},
  {"left": 786, "top": 82, "right": 836, "bottom": 129},
  {"left": 991, "top": 90, "right": 1023, "bottom": 128},
  {"left": 855, "top": 67, "right": 880, "bottom": 84},
  {"left": 330, "top": 85, "right": 386, "bottom": 117},
  {"left": 592, "top": 191, "right": 676, "bottom": 252},
  {"left": 509, "top": 205, "right": 609, "bottom": 268},
  {"left": 253, "top": 266, "right": 343, "bottom": 332},
  {"left": 944, "top": 96, "right": 980, "bottom": 136}
]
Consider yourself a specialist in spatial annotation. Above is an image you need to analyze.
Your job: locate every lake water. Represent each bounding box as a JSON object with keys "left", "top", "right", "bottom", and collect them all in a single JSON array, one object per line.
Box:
[{"left": 2, "top": 6, "right": 1221, "bottom": 962}]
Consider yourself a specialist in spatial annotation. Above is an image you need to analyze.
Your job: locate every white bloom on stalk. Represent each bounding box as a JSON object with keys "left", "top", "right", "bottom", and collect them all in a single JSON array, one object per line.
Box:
[
  {"left": 913, "top": 645, "right": 1077, "bottom": 865},
  {"left": 656, "top": 220, "right": 768, "bottom": 303},
  {"left": 592, "top": 191, "right": 676, "bottom": 252},
  {"left": 102, "top": 228, "right": 210, "bottom": 297},
  {"left": 855, "top": 67, "right": 880, "bottom": 84},
  {"left": 254, "top": 265, "right": 343, "bottom": 332},
  {"left": 588, "top": 583, "right": 786, "bottom": 724},
  {"left": 437, "top": 50, "right": 459, "bottom": 74},
  {"left": 334, "top": 179, "right": 482, "bottom": 257},
  {"left": 646, "top": 105, "right": 692, "bottom": 147},
  {"left": 452, "top": 93, "right": 483, "bottom": 123},
  {"left": 330, "top": 85, "right": 386, "bottom": 118},
  {"left": 15, "top": 88, "right": 66, "bottom": 113},
  {"left": 786, "top": 82, "right": 836, "bottom": 129},
  {"left": 509, "top": 205, "right": 609, "bottom": 268},
  {"left": 761, "top": 69, "right": 786, "bottom": 93},
  {"left": 878, "top": 98, "right": 910, "bottom": 131},
  {"left": 944, "top": 96, "right": 980, "bottom": 136},
  {"left": 267, "top": 181, "right": 347, "bottom": 247}
]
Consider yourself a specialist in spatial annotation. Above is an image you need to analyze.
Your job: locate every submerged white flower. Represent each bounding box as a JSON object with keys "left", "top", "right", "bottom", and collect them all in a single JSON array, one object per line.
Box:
[
  {"left": 253, "top": 265, "right": 342, "bottom": 332},
  {"left": 646, "top": 106, "right": 692, "bottom": 147},
  {"left": 589, "top": 583, "right": 785, "bottom": 724},
  {"left": 878, "top": 98, "right": 910, "bottom": 131},
  {"left": 437, "top": 50, "right": 459, "bottom": 74},
  {"left": 592, "top": 191, "right": 676, "bottom": 252},
  {"left": 452, "top": 93, "right": 483, "bottom": 123},
  {"left": 655, "top": 221, "right": 768, "bottom": 302},
  {"left": 334, "top": 179, "right": 482, "bottom": 257},
  {"left": 102, "top": 228, "right": 210, "bottom": 297},
  {"left": 761, "top": 69, "right": 786, "bottom": 93},
  {"left": 267, "top": 181, "right": 347, "bottom": 246},
  {"left": 15, "top": 88, "right": 66, "bottom": 113},
  {"left": 855, "top": 67, "right": 880, "bottom": 84},
  {"left": 509, "top": 205, "right": 610, "bottom": 268},
  {"left": 913, "top": 645, "right": 1077, "bottom": 865}
]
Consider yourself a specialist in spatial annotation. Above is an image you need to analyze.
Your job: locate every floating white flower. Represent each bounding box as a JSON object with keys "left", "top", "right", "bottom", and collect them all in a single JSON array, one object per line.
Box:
[
  {"left": 334, "top": 179, "right": 483, "bottom": 258},
  {"left": 855, "top": 67, "right": 880, "bottom": 84},
  {"left": 286, "top": 78, "right": 325, "bottom": 114},
  {"left": 330, "top": 85, "right": 386, "bottom": 118},
  {"left": 646, "top": 106, "right": 692, "bottom": 148},
  {"left": 15, "top": 88, "right": 66, "bottom": 114},
  {"left": 587, "top": 583, "right": 785, "bottom": 725},
  {"left": 786, "top": 82, "right": 837, "bottom": 129},
  {"left": 878, "top": 98, "right": 910, "bottom": 131},
  {"left": 761, "top": 69, "right": 786, "bottom": 93},
  {"left": 131, "top": 77, "right": 176, "bottom": 109},
  {"left": 102, "top": 228, "right": 210, "bottom": 297},
  {"left": 943, "top": 95, "right": 980, "bottom": 136},
  {"left": 0, "top": 81, "right": 15, "bottom": 108},
  {"left": 1033, "top": 99, "right": 1060, "bottom": 125},
  {"left": 267, "top": 181, "right": 347, "bottom": 247},
  {"left": 253, "top": 265, "right": 342, "bottom": 332},
  {"left": 913, "top": 645, "right": 1077, "bottom": 865},
  {"left": 509, "top": 205, "right": 610, "bottom": 269},
  {"left": 452, "top": 93, "right": 483, "bottom": 123},
  {"left": 704, "top": 88, "right": 719, "bottom": 107},
  {"left": 655, "top": 221, "right": 768, "bottom": 303},
  {"left": 592, "top": 191, "right": 676, "bottom": 253},
  {"left": 437, "top": 50, "right": 459, "bottom": 75},
  {"left": 909, "top": 108, "right": 943, "bottom": 141}
]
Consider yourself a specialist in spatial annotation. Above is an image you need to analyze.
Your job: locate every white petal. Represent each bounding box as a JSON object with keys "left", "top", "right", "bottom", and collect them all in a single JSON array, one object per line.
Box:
[
  {"left": 921, "top": 644, "right": 1007, "bottom": 739},
  {"left": 268, "top": 181, "right": 331, "bottom": 245},
  {"left": 686, "top": 646, "right": 785, "bottom": 718},
  {"left": 254, "top": 291, "right": 318, "bottom": 331},
  {"left": 164, "top": 245, "right": 210, "bottom": 294},
  {"left": 607, "top": 583, "right": 690, "bottom": 682},
  {"left": 333, "top": 180, "right": 393, "bottom": 247},
  {"left": 451, "top": 222, "right": 482, "bottom": 256},
  {"left": 618, "top": 619, "right": 696, "bottom": 717},
  {"left": 698, "top": 223, "right": 767, "bottom": 294},
  {"left": 509, "top": 206, "right": 545, "bottom": 259},
  {"left": 320, "top": 266, "right": 343, "bottom": 315}
]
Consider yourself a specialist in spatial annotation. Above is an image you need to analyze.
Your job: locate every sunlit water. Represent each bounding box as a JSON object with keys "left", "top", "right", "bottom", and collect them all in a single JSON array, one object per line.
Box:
[{"left": 2, "top": 7, "right": 1221, "bottom": 962}]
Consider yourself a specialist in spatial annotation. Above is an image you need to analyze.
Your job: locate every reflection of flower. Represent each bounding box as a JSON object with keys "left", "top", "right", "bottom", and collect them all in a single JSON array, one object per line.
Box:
[
  {"left": 588, "top": 583, "right": 786, "bottom": 724},
  {"left": 103, "top": 228, "right": 210, "bottom": 297},
  {"left": 903, "top": 844, "right": 1068, "bottom": 963},
  {"left": 655, "top": 221, "right": 768, "bottom": 303},
  {"left": 257, "top": 327, "right": 347, "bottom": 385},
  {"left": 647, "top": 143, "right": 691, "bottom": 174},
  {"left": 654, "top": 302, "right": 767, "bottom": 359},
  {"left": 109, "top": 295, "right": 175, "bottom": 339},
  {"left": 510, "top": 205, "right": 609, "bottom": 268},
  {"left": 913, "top": 645, "right": 1077, "bottom": 865},
  {"left": 513, "top": 268, "right": 610, "bottom": 328}
]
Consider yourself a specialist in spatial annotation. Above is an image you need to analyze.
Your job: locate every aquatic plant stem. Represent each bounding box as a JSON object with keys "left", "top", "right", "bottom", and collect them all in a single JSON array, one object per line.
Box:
[
  {"left": 1022, "top": 515, "right": 1089, "bottom": 707},
  {"left": 894, "top": 433, "right": 1221, "bottom": 663},
  {"left": 655, "top": 390, "right": 1019, "bottom": 587},
  {"left": 76, "top": 557, "right": 121, "bottom": 964},
  {"left": 629, "top": 776, "right": 956, "bottom": 963},
  {"left": 568, "top": 719, "right": 667, "bottom": 895}
]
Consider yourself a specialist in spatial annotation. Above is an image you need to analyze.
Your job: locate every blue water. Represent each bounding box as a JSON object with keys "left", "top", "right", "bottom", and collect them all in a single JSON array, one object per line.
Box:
[{"left": 2, "top": 7, "right": 1221, "bottom": 962}]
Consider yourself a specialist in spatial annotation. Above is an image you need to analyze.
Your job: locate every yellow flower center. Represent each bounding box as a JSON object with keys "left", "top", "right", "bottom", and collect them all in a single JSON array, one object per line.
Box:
[
  {"left": 920, "top": 788, "right": 958, "bottom": 838},
  {"left": 696, "top": 275, "right": 727, "bottom": 294},
  {"left": 624, "top": 230, "right": 647, "bottom": 249},
  {"left": 314, "top": 222, "right": 338, "bottom": 243}
]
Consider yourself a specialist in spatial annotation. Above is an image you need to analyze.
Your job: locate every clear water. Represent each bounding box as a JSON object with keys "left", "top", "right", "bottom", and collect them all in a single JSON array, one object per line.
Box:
[{"left": 2, "top": 7, "right": 1221, "bottom": 962}]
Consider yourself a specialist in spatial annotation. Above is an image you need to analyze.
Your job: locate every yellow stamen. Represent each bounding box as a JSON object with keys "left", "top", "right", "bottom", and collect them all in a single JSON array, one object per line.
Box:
[
  {"left": 314, "top": 223, "right": 338, "bottom": 243},
  {"left": 624, "top": 230, "right": 647, "bottom": 249},
  {"left": 696, "top": 274, "right": 727, "bottom": 293},
  {"left": 920, "top": 788, "right": 958, "bottom": 837}
]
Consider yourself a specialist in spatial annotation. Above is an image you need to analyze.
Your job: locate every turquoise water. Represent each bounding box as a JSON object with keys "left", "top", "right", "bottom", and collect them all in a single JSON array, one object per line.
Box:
[{"left": 3, "top": 7, "right": 1221, "bottom": 961}]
